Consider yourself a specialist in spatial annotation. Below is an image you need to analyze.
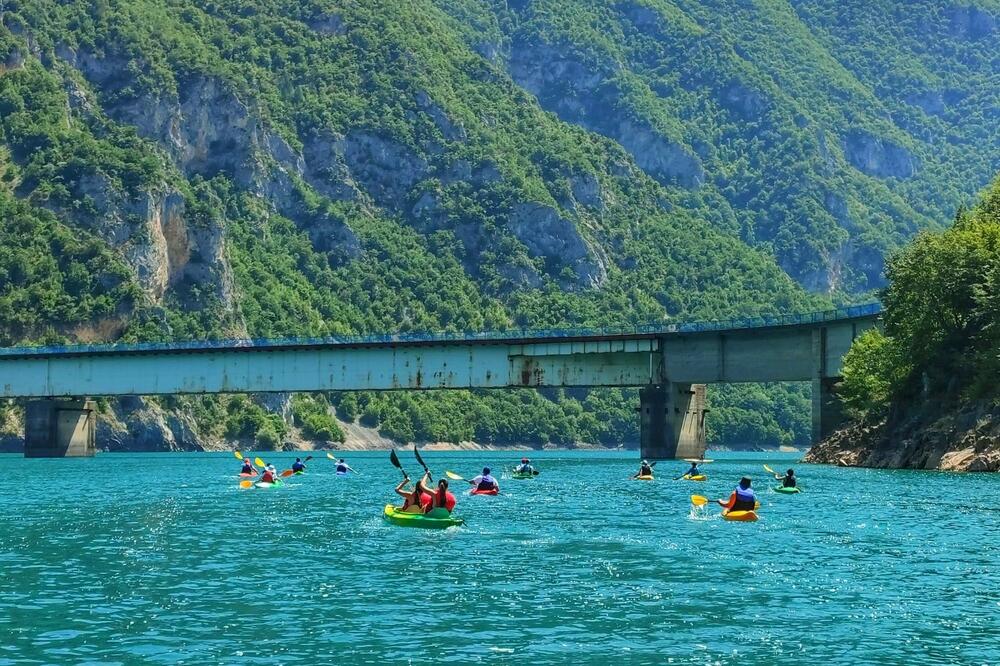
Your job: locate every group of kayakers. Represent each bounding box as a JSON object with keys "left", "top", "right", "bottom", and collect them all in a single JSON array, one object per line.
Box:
[{"left": 238, "top": 455, "right": 356, "bottom": 485}]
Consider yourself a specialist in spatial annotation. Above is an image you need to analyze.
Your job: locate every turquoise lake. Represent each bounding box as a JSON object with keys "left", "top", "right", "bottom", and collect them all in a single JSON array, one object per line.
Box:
[{"left": 1, "top": 450, "right": 997, "bottom": 665}]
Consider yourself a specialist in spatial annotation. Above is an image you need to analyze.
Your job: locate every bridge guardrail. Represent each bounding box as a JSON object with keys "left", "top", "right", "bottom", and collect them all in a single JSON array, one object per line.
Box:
[{"left": 0, "top": 302, "right": 882, "bottom": 358}]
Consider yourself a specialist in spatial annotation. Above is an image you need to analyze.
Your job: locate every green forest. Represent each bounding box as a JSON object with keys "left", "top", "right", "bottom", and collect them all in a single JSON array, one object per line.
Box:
[
  {"left": 840, "top": 175, "right": 1000, "bottom": 418},
  {"left": 1, "top": 1, "right": 997, "bottom": 449}
]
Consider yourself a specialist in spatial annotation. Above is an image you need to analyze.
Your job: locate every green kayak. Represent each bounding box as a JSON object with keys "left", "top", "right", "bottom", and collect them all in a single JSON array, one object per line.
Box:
[
  {"left": 774, "top": 485, "right": 801, "bottom": 494},
  {"left": 254, "top": 479, "right": 285, "bottom": 489},
  {"left": 383, "top": 505, "right": 464, "bottom": 529},
  {"left": 511, "top": 471, "right": 538, "bottom": 480}
]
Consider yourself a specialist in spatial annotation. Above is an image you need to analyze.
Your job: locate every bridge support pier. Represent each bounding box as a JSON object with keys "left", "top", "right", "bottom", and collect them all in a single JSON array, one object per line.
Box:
[
  {"left": 24, "top": 399, "right": 96, "bottom": 458},
  {"left": 639, "top": 383, "right": 706, "bottom": 460},
  {"left": 811, "top": 378, "right": 846, "bottom": 444}
]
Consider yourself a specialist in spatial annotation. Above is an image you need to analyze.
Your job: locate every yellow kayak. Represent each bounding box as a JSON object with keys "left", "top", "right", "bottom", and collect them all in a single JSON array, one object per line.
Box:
[
  {"left": 635, "top": 474, "right": 654, "bottom": 481},
  {"left": 722, "top": 510, "right": 759, "bottom": 522},
  {"left": 683, "top": 474, "right": 707, "bottom": 481}
]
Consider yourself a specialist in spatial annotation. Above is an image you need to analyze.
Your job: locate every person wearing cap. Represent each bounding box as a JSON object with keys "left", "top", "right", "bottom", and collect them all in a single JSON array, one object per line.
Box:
[
  {"left": 469, "top": 467, "right": 499, "bottom": 492},
  {"left": 240, "top": 458, "right": 257, "bottom": 475},
  {"left": 632, "top": 460, "right": 654, "bottom": 479},
  {"left": 335, "top": 458, "right": 355, "bottom": 475},
  {"left": 515, "top": 458, "right": 535, "bottom": 474},
  {"left": 774, "top": 468, "right": 797, "bottom": 488},
  {"left": 260, "top": 464, "right": 278, "bottom": 484},
  {"left": 717, "top": 477, "right": 757, "bottom": 513},
  {"left": 291, "top": 457, "right": 306, "bottom": 473}
]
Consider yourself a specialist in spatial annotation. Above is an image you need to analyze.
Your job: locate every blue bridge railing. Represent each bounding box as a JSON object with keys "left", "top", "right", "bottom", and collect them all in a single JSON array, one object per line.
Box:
[{"left": 0, "top": 302, "right": 882, "bottom": 358}]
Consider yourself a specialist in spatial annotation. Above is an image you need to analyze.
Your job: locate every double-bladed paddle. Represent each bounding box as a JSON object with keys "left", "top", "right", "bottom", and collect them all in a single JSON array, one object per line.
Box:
[
  {"left": 390, "top": 448, "right": 409, "bottom": 480},
  {"left": 413, "top": 446, "right": 431, "bottom": 480}
]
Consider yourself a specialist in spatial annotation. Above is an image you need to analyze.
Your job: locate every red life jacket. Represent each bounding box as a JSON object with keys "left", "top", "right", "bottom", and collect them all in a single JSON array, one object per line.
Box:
[{"left": 261, "top": 471, "right": 275, "bottom": 483}]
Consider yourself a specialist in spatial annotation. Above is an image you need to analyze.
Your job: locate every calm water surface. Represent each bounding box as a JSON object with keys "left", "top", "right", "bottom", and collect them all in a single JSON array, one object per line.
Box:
[{"left": 0, "top": 450, "right": 997, "bottom": 665}]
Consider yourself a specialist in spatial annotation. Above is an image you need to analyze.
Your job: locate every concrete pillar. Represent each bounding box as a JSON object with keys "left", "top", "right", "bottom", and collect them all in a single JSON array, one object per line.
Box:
[
  {"left": 24, "top": 399, "right": 96, "bottom": 458},
  {"left": 639, "top": 383, "right": 706, "bottom": 459},
  {"left": 811, "top": 377, "right": 846, "bottom": 443},
  {"left": 811, "top": 326, "right": 848, "bottom": 443}
]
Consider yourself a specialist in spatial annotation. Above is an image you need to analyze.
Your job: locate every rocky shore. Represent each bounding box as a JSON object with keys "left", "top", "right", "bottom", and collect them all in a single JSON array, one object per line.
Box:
[{"left": 804, "top": 400, "right": 1000, "bottom": 472}]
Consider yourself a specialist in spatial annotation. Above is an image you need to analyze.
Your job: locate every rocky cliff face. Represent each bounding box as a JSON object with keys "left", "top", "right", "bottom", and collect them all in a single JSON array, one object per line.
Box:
[{"left": 804, "top": 401, "right": 1000, "bottom": 472}]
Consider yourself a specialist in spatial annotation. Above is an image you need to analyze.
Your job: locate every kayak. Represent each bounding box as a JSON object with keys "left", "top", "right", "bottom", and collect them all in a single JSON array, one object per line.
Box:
[
  {"left": 239, "top": 472, "right": 258, "bottom": 478},
  {"left": 254, "top": 479, "right": 284, "bottom": 489},
  {"left": 470, "top": 488, "right": 499, "bottom": 496},
  {"left": 383, "top": 504, "right": 464, "bottom": 529},
  {"left": 336, "top": 471, "right": 349, "bottom": 477},
  {"left": 722, "top": 510, "right": 758, "bottom": 522},
  {"left": 511, "top": 472, "right": 536, "bottom": 480},
  {"left": 635, "top": 475, "right": 654, "bottom": 481},
  {"left": 294, "top": 471, "right": 306, "bottom": 476},
  {"left": 774, "top": 486, "right": 801, "bottom": 494},
  {"left": 682, "top": 474, "right": 707, "bottom": 481}
]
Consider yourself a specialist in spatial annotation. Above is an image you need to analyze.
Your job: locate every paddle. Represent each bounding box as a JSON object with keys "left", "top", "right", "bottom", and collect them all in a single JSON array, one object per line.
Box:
[
  {"left": 233, "top": 450, "right": 244, "bottom": 461},
  {"left": 445, "top": 470, "right": 466, "bottom": 481},
  {"left": 763, "top": 464, "right": 778, "bottom": 475},
  {"left": 327, "top": 452, "right": 337, "bottom": 460},
  {"left": 390, "top": 448, "right": 409, "bottom": 480},
  {"left": 691, "top": 494, "right": 709, "bottom": 506},
  {"left": 240, "top": 479, "right": 254, "bottom": 489},
  {"left": 413, "top": 445, "right": 431, "bottom": 480},
  {"left": 254, "top": 457, "right": 266, "bottom": 468}
]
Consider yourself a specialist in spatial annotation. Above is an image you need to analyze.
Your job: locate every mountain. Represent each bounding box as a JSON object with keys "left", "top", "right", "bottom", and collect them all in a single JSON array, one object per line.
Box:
[{"left": 0, "top": 0, "right": 996, "bottom": 451}]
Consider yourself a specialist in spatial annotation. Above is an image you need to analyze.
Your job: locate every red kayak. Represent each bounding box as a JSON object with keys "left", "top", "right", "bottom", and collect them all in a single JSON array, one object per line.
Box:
[
  {"left": 239, "top": 472, "right": 258, "bottom": 478},
  {"left": 470, "top": 488, "right": 499, "bottom": 496}
]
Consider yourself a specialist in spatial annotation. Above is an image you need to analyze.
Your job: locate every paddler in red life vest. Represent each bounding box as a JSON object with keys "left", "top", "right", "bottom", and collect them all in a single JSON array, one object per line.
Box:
[
  {"left": 240, "top": 458, "right": 257, "bottom": 475},
  {"left": 395, "top": 474, "right": 431, "bottom": 514},
  {"left": 469, "top": 467, "right": 499, "bottom": 492},
  {"left": 717, "top": 477, "right": 757, "bottom": 512},
  {"left": 425, "top": 474, "right": 457, "bottom": 514},
  {"left": 260, "top": 464, "right": 277, "bottom": 484}
]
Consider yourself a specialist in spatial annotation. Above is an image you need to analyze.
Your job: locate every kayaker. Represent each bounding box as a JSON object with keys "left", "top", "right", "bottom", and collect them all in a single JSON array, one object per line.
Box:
[
  {"left": 291, "top": 457, "right": 306, "bottom": 473},
  {"left": 632, "top": 460, "right": 653, "bottom": 479},
  {"left": 717, "top": 477, "right": 757, "bottom": 512},
  {"left": 683, "top": 461, "right": 701, "bottom": 478},
  {"left": 515, "top": 458, "right": 534, "bottom": 474},
  {"left": 240, "top": 458, "right": 257, "bottom": 475},
  {"left": 395, "top": 476, "right": 431, "bottom": 514},
  {"left": 260, "top": 464, "right": 277, "bottom": 484},
  {"left": 469, "top": 467, "right": 499, "bottom": 492},
  {"left": 426, "top": 476, "right": 457, "bottom": 513},
  {"left": 774, "top": 468, "right": 797, "bottom": 488},
  {"left": 335, "top": 458, "right": 355, "bottom": 474}
]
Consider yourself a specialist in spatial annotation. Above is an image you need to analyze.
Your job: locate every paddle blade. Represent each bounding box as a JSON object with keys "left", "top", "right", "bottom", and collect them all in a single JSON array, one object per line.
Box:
[
  {"left": 413, "top": 446, "right": 429, "bottom": 471},
  {"left": 304, "top": 455, "right": 313, "bottom": 462},
  {"left": 233, "top": 450, "right": 244, "bottom": 460},
  {"left": 763, "top": 464, "right": 777, "bottom": 475},
  {"left": 445, "top": 471, "right": 465, "bottom": 481},
  {"left": 650, "top": 461, "right": 658, "bottom": 467},
  {"left": 254, "top": 457, "right": 266, "bottom": 468},
  {"left": 281, "top": 470, "right": 294, "bottom": 477},
  {"left": 389, "top": 449, "right": 401, "bottom": 468},
  {"left": 327, "top": 452, "right": 336, "bottom": 460},
  {"left": 690, "top": 495, "right": 709, "bottom": 506},
  {"left": 239, "top": 480, "right": 254, "bottom": 489}
]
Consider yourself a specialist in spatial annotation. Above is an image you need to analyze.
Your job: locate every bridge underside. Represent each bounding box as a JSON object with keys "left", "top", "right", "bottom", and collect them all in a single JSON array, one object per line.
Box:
[{"left": 0, "top": 314, "right": 877, "bottom": 457}]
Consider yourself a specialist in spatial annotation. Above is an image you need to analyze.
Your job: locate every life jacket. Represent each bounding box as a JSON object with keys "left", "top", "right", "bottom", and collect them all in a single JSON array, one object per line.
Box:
[
  {"left": 292, "top": 462, "right": 304, "bottom": 472},
  {"left": 782, "top": 475, "right": 796, "bottom": 488},
  {"left": 640, "top": 465, "right": 652, "bottom": 476},
  {"left": 261, "top": 471, "right": 275, "bottom": 483},
  {"left": 336, "top": 464, "right": 348, "bottom": 473},
  {"left": 404, "top": 492, "right": 431, "bottom": 511},
  {"left": 241, "top": 465, "right": 254, "bottom": 474},
  {"left": 476, "top": 475, "right": 496, "bottom": 490},
  {"left": 431, "top": 488, "right": 457, "bottom": 511},
  {"left": 733, "top": 486, "right": 756, "bottom": 511}
]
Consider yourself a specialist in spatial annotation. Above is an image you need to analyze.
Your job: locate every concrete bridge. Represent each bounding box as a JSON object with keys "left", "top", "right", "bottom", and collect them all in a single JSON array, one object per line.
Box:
[{"left": 0, "top": 303, "right": 881, "bottom": 458}]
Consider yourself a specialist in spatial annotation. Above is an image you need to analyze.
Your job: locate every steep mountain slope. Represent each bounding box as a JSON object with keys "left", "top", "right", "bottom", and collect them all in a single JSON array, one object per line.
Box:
[
  {"left": 435, "top": 0, "right": 999, "bottom": 293},
  {"left": 3, "top": 1, "right": 992, "bottom": 450}
]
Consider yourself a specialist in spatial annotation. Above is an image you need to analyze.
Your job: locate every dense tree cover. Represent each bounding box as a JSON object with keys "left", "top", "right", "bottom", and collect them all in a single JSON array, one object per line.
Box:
[
  {"left": 434, "top": 0, "right": 999, "bottom": 293},
  {"left": 841, "top": 176, "right": 1000, "bottom": 417},
  {"left": 10, "top": 0, "right": 983, "bottom": 448}
]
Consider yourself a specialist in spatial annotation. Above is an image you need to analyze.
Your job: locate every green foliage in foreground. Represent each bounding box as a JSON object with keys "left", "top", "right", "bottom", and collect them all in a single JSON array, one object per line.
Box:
[{"left": 841, "top": 176, "right": 1000, "bottom": 416}]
